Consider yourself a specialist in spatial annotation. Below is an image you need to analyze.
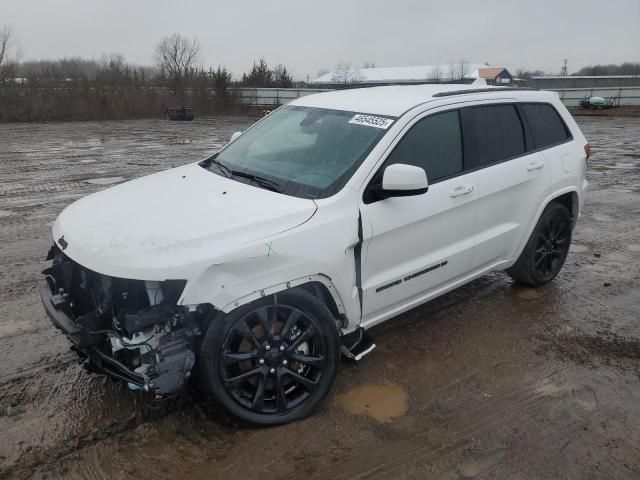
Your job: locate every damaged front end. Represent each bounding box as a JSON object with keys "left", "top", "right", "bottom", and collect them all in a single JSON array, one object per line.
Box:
[{"left": 39, "top": 245, "right": 207, "bottom": 398}]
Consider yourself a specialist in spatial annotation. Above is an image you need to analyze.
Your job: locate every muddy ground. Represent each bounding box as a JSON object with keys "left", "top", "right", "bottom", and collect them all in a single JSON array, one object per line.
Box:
[{"left": 0, "top": 116, "right": 639, "bottom": 479}]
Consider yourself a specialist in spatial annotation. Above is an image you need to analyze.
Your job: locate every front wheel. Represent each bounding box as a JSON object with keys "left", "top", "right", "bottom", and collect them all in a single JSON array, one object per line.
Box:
[
  {"left": 506, "top": 202, "right": 573, "bottom": 287},
  {"left": 199, "top": 289, "right": 340, "bottom": 425}
]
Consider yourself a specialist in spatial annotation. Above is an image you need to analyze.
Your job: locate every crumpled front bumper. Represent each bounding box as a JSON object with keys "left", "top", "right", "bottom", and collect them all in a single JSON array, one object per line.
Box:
[{"left": 39, "top": 275, "right": 148, "bottom": 389}]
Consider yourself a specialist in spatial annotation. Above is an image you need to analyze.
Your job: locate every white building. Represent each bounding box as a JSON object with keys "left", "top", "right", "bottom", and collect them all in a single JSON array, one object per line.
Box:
[{"left": 313, "top": 63, "right": 512, "bottom": 87}]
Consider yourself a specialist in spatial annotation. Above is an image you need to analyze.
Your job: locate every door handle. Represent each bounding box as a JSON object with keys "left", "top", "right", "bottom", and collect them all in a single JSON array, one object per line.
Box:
[
  {"left": 449, "top": 185, "right": 474, "bottom": 197},
  {"left": 527, "top": 161, "right": 545, "bottom": 171}
]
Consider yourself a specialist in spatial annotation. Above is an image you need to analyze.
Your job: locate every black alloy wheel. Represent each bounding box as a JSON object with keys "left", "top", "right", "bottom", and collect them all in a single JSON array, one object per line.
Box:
[
  {"left": 199, "top": 289, "right": 339, "bottom": 425},
  {"left": 532, "top": 214, "right": 571, "bottom": 281},
  {"left": 506, "top": 202, "right": 573, "bottom": 287}
]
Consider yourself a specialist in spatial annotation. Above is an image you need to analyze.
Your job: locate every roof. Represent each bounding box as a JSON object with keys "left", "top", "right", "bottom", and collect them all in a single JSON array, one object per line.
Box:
[
  {"left": 477, "top": 68, "right": 508, "bottom": 79},
  {"left": 313, "top": 63, "right": 493, "bottom": 84},
  {"left": 290, "top": 84, "right": 545, "bottom": 117}
]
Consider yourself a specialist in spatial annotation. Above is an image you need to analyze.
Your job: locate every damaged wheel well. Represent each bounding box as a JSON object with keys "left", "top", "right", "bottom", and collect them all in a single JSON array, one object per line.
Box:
[
  {"left": 201, "top": 281, "right": 345, "bottom": 336},
  {"left": 299, "top": 281, "right": 342, "bottom": 323}
]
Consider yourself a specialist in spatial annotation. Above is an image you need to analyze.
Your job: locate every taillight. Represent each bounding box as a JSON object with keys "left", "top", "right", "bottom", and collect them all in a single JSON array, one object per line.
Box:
[{"left": 584, "top": 143, "right": 591, "bottom": 161}]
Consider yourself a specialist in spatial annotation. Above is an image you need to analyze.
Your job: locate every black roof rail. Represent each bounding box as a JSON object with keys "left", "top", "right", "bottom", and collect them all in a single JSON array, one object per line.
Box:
[{"left": 432, "top": 87, "right": 537, "bottom": 97}]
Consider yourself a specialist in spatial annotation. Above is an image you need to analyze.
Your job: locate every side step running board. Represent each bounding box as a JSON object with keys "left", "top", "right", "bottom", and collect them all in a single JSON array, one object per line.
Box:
[{"left": 341, "top": 327, "right": 376, "bottom": 361}]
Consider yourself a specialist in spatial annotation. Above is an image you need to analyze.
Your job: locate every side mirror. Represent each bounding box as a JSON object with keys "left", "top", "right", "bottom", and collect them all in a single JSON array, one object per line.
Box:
[
  {"left": 230, "top": 131, "right": 242, "bottom": 143},
  {"left": 375, "top": 164, "right": 429, "bottom": 199}
]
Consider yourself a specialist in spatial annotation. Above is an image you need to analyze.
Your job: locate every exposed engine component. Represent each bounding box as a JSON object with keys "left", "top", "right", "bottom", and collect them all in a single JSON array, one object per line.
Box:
[{"left": 41, "top": 245, "right": 203, "bottom": 398}]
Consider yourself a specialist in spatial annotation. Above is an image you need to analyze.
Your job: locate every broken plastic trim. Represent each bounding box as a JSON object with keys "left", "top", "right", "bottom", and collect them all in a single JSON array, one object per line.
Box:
[
  {"left": 354, "top": 210, "right": 364, "bottom": 318},
  {"left": 341, "top": 327, "right": 376, "bottom": 361}
]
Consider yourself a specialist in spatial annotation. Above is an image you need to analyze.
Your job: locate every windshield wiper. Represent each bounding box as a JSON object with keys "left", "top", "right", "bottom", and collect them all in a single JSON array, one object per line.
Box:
[
  {"left": 229, "top": 170, "right": 283, "bottom": 193},
  {"left": 209, "top": 158, "right": 232, "bottom": 177}
]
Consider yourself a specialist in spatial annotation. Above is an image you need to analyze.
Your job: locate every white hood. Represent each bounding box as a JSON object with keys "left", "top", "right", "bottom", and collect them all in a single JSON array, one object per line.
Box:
[{"left": 52, "top": 163, "right": 317, "bottom": 279}]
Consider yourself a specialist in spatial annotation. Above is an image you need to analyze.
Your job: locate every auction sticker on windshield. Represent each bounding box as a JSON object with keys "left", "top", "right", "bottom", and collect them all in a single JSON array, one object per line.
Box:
[{"left": 349, "top": 114, "right": 394, "bottom": 129}]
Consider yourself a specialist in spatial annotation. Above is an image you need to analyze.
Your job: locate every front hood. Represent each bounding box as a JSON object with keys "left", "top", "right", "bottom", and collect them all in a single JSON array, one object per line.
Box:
[{"left": 53, "top": 163, "right": 317, "bottom": 279}]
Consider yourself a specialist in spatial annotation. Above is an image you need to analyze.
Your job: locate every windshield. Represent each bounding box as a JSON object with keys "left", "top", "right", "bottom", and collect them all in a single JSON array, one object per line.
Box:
[{"left": 205, "top": 106, "right": 393, "bottom": 199}]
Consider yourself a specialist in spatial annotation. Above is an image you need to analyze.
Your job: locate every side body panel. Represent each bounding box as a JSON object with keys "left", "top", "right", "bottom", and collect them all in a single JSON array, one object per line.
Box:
[
  {"left": 473, "top": 148, "right": 552, "bottom": 268},
  {"left": 360, "top": 171, "right": 478, "bottom": 320}
]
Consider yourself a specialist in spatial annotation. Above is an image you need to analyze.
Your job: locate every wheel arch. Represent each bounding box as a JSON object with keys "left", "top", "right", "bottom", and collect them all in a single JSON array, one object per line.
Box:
[
  {"left": 220, "top": 275, "right": 345, "bottom": 318},
  {"left": 512, "top": 187, "right": 579, "bottom": 263},
  {"left": 182, "top": 271, "right": 349, "bottom": 328},
  {"left": 549, "top": 190, "right": 579, "bottom": 229}
]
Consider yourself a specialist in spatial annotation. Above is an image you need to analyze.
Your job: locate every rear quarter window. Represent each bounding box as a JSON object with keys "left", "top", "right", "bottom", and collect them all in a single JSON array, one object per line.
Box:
[{"left": 521, "top": 103, "right": 572, "bottom": 149}]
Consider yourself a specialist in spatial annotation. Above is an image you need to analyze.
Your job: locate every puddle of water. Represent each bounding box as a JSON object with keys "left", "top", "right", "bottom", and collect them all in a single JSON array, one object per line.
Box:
[
  {"left": 84, "top": 176, "right": 125, "bottom": 185},
  {"left": 570, "top": 244, "right": 588, "bottom": 253},
  {"left": 339, "top": 384, "right": 408, "bottom": 423},
  {"left": 515, "top": 288, "right": 541, "bottom": 300}
]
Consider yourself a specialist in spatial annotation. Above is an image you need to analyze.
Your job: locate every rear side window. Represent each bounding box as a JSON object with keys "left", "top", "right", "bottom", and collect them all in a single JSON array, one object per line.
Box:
[
  {"left": 521, "top": 103, "right": 571, "bottom": 149},
  {"left": 461, "top": 104, "right": 525, "bottom": 169},
  {"left": 386, "top": 110, "right": 463, "bottom": 182}
]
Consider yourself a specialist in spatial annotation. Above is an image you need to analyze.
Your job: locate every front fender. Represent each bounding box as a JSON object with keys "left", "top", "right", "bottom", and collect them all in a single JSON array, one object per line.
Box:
[
  {"left": 179, "top": 253, "right": 354, "bottom": 328},
  {"left": 178, "top": 188, "right": 363, "bottom": 329}
]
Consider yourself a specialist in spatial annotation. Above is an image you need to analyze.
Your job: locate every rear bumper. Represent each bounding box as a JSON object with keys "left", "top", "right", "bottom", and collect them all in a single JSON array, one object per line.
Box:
[{"left": 39, "top": 276, "right": 148, "bottom": 388}]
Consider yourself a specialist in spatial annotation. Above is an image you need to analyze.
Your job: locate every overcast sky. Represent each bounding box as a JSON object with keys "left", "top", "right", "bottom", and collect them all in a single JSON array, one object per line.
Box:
[{"left": 4, "top": 0, "right": 640, "bottom": 80}]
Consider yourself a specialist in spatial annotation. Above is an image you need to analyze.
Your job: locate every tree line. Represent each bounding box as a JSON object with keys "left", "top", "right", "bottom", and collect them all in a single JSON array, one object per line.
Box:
[
  {"left": 574, "top": 62, "right": 640, "bottom": 76},
  {"left": 515, "top": 62, "right": 640, "bottom": 79},
  {"left": 0, "top": 28, "right": 294, "bottom": 122}
]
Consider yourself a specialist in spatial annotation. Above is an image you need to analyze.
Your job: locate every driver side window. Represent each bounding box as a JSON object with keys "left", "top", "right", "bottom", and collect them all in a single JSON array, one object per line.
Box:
[{"left": 386, "top": 110, "right": 463, "bottom": 183}]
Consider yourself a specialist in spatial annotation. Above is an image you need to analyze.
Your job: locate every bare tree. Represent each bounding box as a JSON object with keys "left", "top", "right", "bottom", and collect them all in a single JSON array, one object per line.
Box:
[
  {"left": 429, "top": 66, "right": 443, "bottom": 83},
  {"left": 447, "top": 63, "right": 457, "bottom": 82},
  {"left": 447, "top": 60, "right": 468, "bottom": 82},
  {"left": 331, "top": 62, "right": 362, "bottom": 86},
  {"left": 97, "top": 53, "right": 130, "bottom": 88},
  {"left": 0, "top": 26, "right": 22, "bottom": 84},
  {"left": 457, "top": 60, "right": 468, "bottom": 80},
  {"left": 154, "top": 33, "right": 201, "bottom": 99},
  {"left": 362, "top": 61, "right": 376, "bottom": 69}
]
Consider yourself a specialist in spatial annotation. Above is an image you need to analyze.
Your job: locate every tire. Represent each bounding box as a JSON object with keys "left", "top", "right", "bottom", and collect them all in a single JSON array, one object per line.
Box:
[
  {"left": 506, "top": 202, "right": 572, "bottom": 287},
  {"left": 199, "top": 289, "right": 340, "bottom": 425}
]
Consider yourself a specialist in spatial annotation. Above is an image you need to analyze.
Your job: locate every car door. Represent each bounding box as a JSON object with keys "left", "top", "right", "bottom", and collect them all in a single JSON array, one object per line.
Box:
[
  {"left": 359, "top": 109, "right": 478, "bottom": 323},
  {"left": 461, "top": 103, "right": 552, "bottom": 269}
]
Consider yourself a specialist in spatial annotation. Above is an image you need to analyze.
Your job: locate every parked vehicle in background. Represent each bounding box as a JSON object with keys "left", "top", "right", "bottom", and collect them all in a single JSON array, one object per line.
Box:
[
  {"left": 579, "top": 96, "right": 616, "bottom": 110},
  {"left": 166, "top": 106, "right": 195, "bottom": 121},
  {"left": 40, "top": 85, "right": 589, "bottom": 425}
]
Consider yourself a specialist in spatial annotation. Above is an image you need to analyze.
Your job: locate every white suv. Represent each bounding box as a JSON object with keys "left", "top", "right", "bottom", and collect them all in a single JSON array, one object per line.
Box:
[{"left": 40, "top": 85, "right": 589, "bottom": 425}]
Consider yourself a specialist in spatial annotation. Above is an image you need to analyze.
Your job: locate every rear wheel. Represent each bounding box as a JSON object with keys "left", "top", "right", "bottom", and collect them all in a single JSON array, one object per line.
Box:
[
  {"left": 199, "top": 289, "right": 340, "bottom": 425},
  {"left": 506, "top": 202, "right": 572, "bottom": 287}
]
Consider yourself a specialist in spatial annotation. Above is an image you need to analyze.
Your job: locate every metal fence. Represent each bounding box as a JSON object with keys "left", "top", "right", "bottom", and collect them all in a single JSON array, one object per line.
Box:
[
  {"left": 552, "top": 87, "right": 640, "bottom": 107},
  {"left": 232, "top": 86, "right": 640, "bottom": 109},
  {"left": 234, "top": 88, "right": 329, "bottom": 107}
]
